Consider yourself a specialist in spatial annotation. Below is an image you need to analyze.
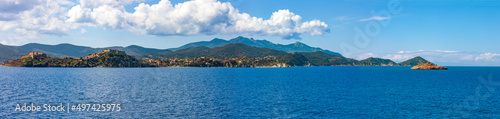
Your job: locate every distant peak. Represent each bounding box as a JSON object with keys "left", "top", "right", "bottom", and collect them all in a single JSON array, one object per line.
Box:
[
  {"left": 57, "top": 43, "right": 76, "bottom": 46},
  {"left": 412, "top": 56, "right": 424, "bottom": 59},
  {"left": 229, "top": 36, "right": 255, "bottom": 42},
  {"left": 236, "top": 36, "right": 247, "bottom": 39},
  {"left": 292, "top": 42, "right": 307, "bottom": 47},
  {"left": 234, "top": 36, "right": 251, "bottom": 40},
  {"left": 222, "top": 43, "right": 253, "bottom": 48},
  {"left": 126, "top": 45, "right": 142, "bottom": 48},
  {"left": 22, "top": 43, "right": 44, "bottom": 46},
  {"left": 211, "top": 38, "right": 226, "bottom": 42},
  {"left": 294, "top": 41, "right": 304, "bottom": 44}
]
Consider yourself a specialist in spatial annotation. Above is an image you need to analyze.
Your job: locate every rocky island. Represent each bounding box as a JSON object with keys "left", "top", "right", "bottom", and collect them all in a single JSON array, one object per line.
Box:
[{"left": 410, "top": 62, "right": 448, "bottom": 70}]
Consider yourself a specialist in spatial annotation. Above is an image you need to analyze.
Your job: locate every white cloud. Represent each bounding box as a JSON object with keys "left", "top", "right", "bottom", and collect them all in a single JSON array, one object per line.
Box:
[
  {"left": 80, "top": 28, "right": 87, "bottom": 33},
  {"left": 0, "top": 21, "right": 17, "bottom": 30},
  {"left": 475, "top": 53, "right": 500, "bottom": 61},
  {"left": 66, "top": 5, "right": 93, "bottom": 23},
  {"left": 397, "top": 50, "right": 421, "bottom": 54},
  {"left": 359, "top": 16, "right": 390, "bottom": 21},
  {"left": 436, "top": 50, "right": 460, "bottom": 53},
  {"left": 78, "top": 0, "right": 145, "bottom": 8},
  {"left": 382, "top": 54, "right": 413, "bottom": 61},
  {"left": 65, "top": 0, "right": 329, "bottom": 39},
  {"left": 356, "top": 53, "right": 377, "bottom": 60},
  {"left": 0, "top": 40, "right": 8, "bottom": 45},
  {"left": 0, "top": 32, "right": 37, "bottom": 45}
]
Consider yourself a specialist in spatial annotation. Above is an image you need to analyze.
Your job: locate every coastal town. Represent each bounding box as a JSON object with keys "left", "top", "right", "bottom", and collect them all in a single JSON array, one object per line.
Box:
[{"left": 145, "top": 56, "right": 288, "bottom": 67}]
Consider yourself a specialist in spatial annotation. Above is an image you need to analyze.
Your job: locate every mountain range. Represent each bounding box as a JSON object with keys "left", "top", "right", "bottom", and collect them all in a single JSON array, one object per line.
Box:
[
  {"left": 19, "top": 43, "right": 170, "bottom": 58},
  {"left": 138, "top": 43, "right": 430, "bottom": 66},
  {"left": 0, "top": 36, "right": 430, "bottom": 66},
  {"left": 168, "top": 36, "right": 343, "bottom": 56},
  {"left": 0, "top": 36, "right": 341, "bottom": 62},
  {"left": 139, "top": 43, "right": 288, "bottom": 60}
]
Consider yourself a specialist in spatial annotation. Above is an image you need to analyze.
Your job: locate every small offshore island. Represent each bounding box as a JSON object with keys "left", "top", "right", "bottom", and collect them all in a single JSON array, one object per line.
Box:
[{"left": 411, "top": 62, "right": 448, "bottom": 70}]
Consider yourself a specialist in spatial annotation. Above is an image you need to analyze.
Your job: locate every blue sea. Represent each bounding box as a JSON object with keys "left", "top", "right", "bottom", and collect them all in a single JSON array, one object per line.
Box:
[{"left": 1, "top": 66, "right": 500, "bottom": 118}]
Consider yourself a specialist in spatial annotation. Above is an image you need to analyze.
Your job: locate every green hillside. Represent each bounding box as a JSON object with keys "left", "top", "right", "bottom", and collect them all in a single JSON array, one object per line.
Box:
[
  {"left": 142, "top": 43, "right": 288, "bottom": 60},
  {"left": 398, "top": 56, "right": 431, "bottom": 66},
  {"left": 0, "top": 44, "right": 30, "bottom": 63},
  {"left": 361, "top": 57, "right": 399, "bottom": 66}
]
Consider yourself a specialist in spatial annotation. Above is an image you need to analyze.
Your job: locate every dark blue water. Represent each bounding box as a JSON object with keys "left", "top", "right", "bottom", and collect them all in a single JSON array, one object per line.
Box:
[{"left": 1, "top": 66, "right": 500, "bottom": 118}]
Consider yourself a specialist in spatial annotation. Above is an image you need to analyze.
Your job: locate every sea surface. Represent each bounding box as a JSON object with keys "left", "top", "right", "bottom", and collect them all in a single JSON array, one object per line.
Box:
[{"left": 1, "top": 66, "right": 500, "bottom": 118}]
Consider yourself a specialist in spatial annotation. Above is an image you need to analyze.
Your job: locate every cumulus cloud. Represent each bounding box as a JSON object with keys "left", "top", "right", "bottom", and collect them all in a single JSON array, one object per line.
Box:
[
  {"left": 359, "top": 16, "right": 390, "bottom": 21},
  {"left": 1, "top": 0, "right": 329, "bottom": 39},
  {"left": 64, "top": 0, "right": 330, "bottom": 39},
  {"left": 0, "top": 0, "right": 75, "bottom": 36}
]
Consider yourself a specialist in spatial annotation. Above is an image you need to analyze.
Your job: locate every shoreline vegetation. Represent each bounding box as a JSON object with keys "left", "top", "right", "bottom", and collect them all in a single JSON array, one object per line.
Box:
[{"left": 2, "top": 44, "right": 439, "bottom": 68}]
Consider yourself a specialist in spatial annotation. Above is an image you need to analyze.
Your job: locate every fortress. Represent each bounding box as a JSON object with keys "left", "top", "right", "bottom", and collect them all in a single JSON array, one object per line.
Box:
[{"left": 21, "top": 52, "right": 48, "bottom": 59}]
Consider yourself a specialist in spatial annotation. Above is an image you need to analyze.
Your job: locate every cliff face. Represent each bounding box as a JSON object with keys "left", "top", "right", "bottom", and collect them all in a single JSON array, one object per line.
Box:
[{"left": 410, "top": 62, "right": 447, "bottom": 70}]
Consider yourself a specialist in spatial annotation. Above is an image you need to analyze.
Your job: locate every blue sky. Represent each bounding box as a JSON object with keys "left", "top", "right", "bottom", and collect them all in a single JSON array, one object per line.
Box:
[{"left": 0, "top": 0, "right": 499, "bottom": 65}]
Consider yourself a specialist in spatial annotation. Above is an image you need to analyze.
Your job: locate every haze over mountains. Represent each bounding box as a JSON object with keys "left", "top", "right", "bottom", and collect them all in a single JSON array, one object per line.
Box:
[{"left": 0, "top": 36, "right": 429, "bottom": 66}]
